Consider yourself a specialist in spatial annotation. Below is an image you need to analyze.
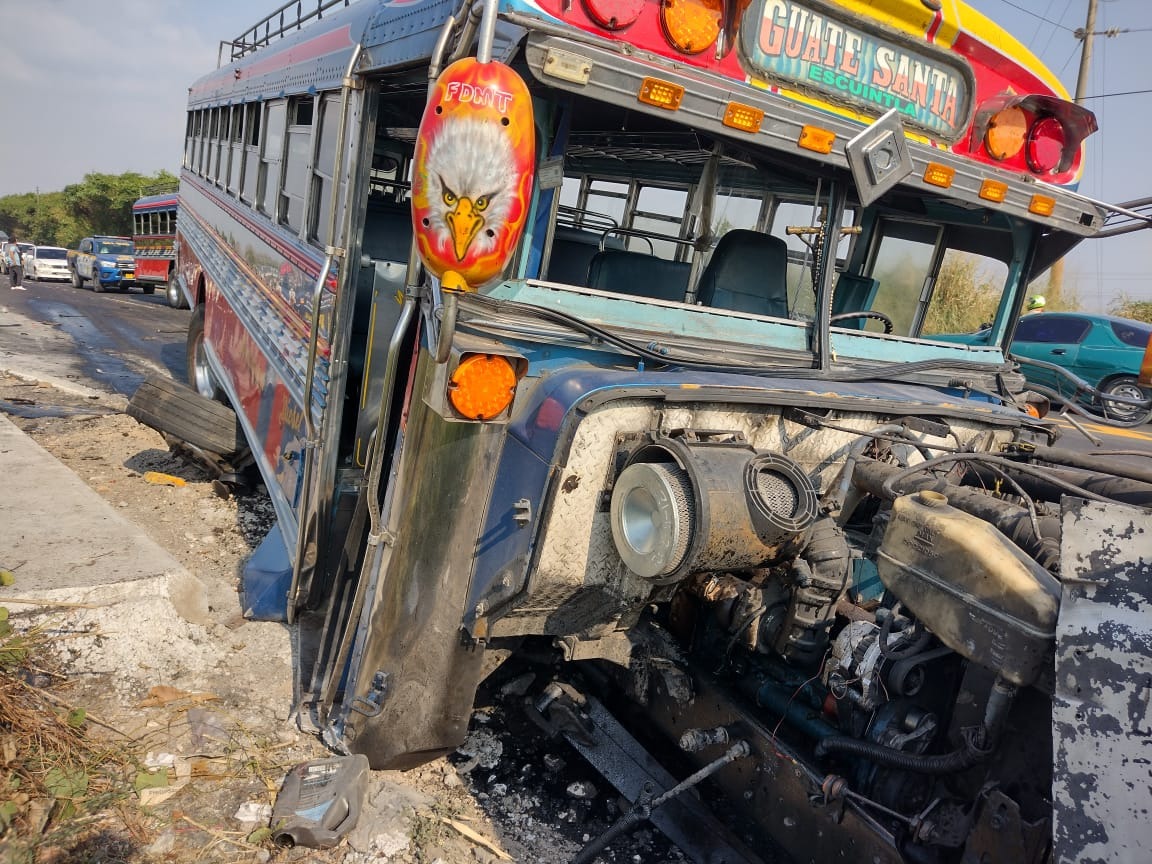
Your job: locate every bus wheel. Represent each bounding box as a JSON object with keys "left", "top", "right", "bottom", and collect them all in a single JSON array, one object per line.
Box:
[
  {"left": 166, "top": 282, "right": 185, "bottom": 308},
  {"left": 142, "top": 284, "right": 156, "bottom": 295},
  {"left": 187, "top": 306, "right": 224, "bottom": 402}
]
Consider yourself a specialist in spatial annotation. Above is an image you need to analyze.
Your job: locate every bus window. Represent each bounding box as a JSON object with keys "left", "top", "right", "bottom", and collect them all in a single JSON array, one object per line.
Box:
[
  {"left": 630, "top": 185, "right": 688, "bottom": 260},
  {"left": 259, "top": 101, "right": 286, "bottom": 218},
  {"left": 559, "top": 177, "right": 580, "bottom": 209},
  {"left": 184, "top": 113, "right": 194, "bottom": 169},
  {"left": 281, "top": 97, "right": 315, "bottom": 234},
  {"left": 241, "top": 103, "right": 261, "bottom": 204},
  {"left": 582, "top": 179, "right": 627, "bottom": 237},
  {"left": 310, "top": 93, "right": 344, "bottom": 245},
  {"left": 711, "top": 190, "right": 764, "bottom": 237},
  {"left": 228, "top": 106, "right": 244, "bottom": 192},
  {"left": 922, "top": 250, "right": 1010, "bottom": 336},
  {"left": 866, "top": 220, "right": 942, "bottom": 335},
  {"left": 866, "top": 219, "right": 1012, "bottom": 337}
]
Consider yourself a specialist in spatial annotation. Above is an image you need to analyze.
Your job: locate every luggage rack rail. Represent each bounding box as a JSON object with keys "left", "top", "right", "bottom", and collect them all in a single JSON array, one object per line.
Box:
[{"left": 218, "top": 0, "right": 354, "bottom": 66}]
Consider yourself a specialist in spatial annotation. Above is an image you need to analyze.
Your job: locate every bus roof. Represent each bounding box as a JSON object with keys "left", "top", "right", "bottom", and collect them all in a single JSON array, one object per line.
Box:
[
  {"left": 188, "top": 0, "right": 1107, "bottom": 237},
  {"left": 132, "top": 194, "right": 179, "bottom": 213}
]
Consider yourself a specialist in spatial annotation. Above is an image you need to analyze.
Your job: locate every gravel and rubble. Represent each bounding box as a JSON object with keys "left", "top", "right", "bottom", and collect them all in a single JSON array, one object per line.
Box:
[{"left": 0, "top": 371, "right": 692, "bottom": 864}]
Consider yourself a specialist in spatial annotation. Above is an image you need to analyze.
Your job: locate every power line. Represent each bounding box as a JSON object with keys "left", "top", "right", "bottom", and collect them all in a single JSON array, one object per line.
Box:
[
  {"left": 997, "top": 0, "right": 1074, "bottom": 31},
  {"left": 1079, "top": 87, "right": 1152, "bottom": 99}
]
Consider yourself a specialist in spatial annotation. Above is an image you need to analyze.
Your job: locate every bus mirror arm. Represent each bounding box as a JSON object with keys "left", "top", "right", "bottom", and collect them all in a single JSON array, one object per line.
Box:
[{"left": 436, "top": 290, "right": 460, "bottom": 364}]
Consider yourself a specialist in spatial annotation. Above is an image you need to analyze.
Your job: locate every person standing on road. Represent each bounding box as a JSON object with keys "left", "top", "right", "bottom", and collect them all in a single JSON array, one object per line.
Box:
[{"left": 5, "top": 239, "right": 25, "bottom": 290}]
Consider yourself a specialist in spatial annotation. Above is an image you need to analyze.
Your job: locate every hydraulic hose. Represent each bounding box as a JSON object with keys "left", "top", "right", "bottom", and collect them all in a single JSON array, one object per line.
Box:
[{"left": 814, "top": 727, "right": 991, "bottom": 775}]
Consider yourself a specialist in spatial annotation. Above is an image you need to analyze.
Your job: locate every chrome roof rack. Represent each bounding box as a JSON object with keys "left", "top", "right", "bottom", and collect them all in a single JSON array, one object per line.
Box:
[
  {"left": 1095, "top": 196, "right": 1152, "bottom": 238},
  {"left": 218, "top": 0, "right": 356, "bottom": 66}
]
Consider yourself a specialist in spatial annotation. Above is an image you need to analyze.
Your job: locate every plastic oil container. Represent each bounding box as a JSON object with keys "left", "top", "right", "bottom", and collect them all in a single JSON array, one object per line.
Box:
[
  {"left": 271, "top": 754, "right": 370, "bottom": 848},
  {"left": 877, "top": 490, "right": 1060, "bottom": 687}
]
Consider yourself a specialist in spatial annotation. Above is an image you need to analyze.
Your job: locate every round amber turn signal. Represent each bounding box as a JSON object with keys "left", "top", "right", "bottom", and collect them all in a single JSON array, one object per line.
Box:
[
  {"left": 984, "top": 106, "right": 1027, "bottom": 161},
  {"left": 448, "top": 354, "right": 517, "bottom": 420}
]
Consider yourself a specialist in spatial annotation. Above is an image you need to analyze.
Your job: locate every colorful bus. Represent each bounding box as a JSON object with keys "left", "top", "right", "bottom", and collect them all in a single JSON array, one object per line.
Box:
[
  {"left": 131, "top": 192, "right": 183, "bottom": 307},
  {"left": 155, "top": 0, "right": 1152, "bottom": 860}
]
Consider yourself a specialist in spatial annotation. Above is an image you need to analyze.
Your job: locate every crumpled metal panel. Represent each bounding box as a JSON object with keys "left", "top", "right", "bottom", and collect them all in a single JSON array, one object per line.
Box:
[{"left": 1054, "top": 499, "right": 1152, "bottom": 864}]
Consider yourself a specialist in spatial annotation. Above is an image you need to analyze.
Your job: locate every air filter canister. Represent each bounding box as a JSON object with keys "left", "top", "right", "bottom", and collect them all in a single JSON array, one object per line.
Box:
[
  {"left": 744, "top": 453, "right": 819, "bottom": 546},
  {"left": 610, "top": 461, "right": 696, "bottom": 579},
  {"left": 610, "top": 440, "right": 820, "bottom": 580}
]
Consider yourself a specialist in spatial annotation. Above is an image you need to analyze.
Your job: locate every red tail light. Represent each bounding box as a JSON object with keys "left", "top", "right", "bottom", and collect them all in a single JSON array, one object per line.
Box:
[
  {"left": 972, "top": 95, "right": 1096, "bottom": 179},
  {"left": 1026, "top": 116, "right": 1066, "bottom": 174},
  {"left": 582, "top": 0, "right": 644, "bottom": 30}
]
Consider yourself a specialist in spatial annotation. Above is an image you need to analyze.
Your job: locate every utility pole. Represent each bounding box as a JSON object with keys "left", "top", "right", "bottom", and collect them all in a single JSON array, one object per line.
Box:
[
  {"left": 1074, "top": 0, "right": 1098, "bottom": 104},
  {"left": 1047, "top": 0, "right": 1097, "bottom": 308}
]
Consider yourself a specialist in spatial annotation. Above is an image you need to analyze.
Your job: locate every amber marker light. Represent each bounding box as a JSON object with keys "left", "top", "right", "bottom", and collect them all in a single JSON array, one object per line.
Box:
[
  {"left": 984, "top": 105, "right": 1028, "bottom": 161},
  {"left": 660, "top": 0, "right": 722, "bottom": 55},
  {"left": 448, "top": 354, "right": 518, "bottom": 420},
  {"left": 1028, "top": 194, "right": 1055, "bottom": 216},
  {"left": 1139, "top": 336, "right": 1152, "bottom": 387},
  {"left": 798, "top": 125, "right": 836, "bottom": 154},
  {"left": 979, "top": 179, "right": 1008, "bottom": 203},
  {"left": 723, "top": 102, "right": 765, "bottom": 133},
  {"left": 638, "top": 77, "right": 685, "bottom": 110},
  {"left": 923, "top": 163, "right": 955, "bottom": 188}
]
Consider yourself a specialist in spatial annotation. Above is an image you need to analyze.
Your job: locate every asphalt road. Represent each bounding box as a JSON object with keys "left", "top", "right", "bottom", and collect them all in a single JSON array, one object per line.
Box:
[{"left": 0, "top": 274, "right": 190, "bottom": 396}]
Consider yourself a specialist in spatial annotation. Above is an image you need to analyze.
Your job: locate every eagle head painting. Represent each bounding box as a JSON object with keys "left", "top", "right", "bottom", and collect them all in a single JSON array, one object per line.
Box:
[{"left": 412, "top": 58, "right": 536, "bottom": 292}]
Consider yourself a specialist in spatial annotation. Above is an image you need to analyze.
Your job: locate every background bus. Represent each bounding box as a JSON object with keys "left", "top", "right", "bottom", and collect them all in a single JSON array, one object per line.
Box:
[{"left": 131, "top": 191, "right": 183, "bottom": 307}]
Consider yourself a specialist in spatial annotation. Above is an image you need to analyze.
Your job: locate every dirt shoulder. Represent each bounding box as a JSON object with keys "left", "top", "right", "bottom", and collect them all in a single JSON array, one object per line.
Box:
[{"left": 0, "top": 372, "right": 685, "bottom": 864}]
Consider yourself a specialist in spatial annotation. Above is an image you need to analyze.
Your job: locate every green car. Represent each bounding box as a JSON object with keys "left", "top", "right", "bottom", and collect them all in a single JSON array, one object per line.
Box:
[{"left": 1008, "top": 312, "right": 1152, "bottom": 425}]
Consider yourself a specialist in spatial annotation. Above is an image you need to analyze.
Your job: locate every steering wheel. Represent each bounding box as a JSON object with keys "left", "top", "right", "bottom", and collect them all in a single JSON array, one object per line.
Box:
[{"left": 829, "top": 310, "right": 894, "bottom": 334}]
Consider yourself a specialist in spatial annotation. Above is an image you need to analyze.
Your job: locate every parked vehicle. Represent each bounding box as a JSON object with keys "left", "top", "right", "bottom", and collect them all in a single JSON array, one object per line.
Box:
[
  {"left": 129, "top": 1, "right": 1152, "bottom": 862},
  {"left": 24, "top": 246, "right": 71, "bottom": 283},
  {"left": 67, "top": 237, "right": 139, "bottom": 293},
  {"left": 1011, "top": 312, "right": 1152, "bottom": 424},
  {"left": 943, "top": 312, "right": 1152, "bottom": 424}
]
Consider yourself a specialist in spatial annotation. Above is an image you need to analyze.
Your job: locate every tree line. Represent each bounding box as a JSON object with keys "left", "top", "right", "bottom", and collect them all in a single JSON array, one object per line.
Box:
[{"left": 0, "top": 171, "right": 178, "bottom": 251}]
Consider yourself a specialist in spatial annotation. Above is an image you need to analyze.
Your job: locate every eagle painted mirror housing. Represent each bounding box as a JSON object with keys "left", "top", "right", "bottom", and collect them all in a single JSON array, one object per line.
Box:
[{"left": 411, "top": 57, "right": 536, "bottom": 292}]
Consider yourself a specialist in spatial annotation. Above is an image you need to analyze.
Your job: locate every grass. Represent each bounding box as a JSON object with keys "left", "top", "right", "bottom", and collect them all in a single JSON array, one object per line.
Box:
[{"left": 0, "top": 609, "right": 142, "bottom": 862}]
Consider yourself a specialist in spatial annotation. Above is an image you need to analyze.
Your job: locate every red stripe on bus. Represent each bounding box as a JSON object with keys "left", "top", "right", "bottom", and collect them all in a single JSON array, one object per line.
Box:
[
  {"left": 190, "top": 25, "right": 353, "bottom": 99},
  {"left": 926, "top": 9, "right": 942, "bottom": 43},
  {"left": 950, "top": 30, "right": 1054, "bottom": 97}
]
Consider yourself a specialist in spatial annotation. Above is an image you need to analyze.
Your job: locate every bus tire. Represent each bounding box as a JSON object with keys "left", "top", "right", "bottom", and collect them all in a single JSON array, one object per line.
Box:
[
  {"left": 167, "top": 281, "right": 185, "bottom": 309},
  {"left": 142, "top": 284, "right": 156, "bottom": 295},
  {"left": 187, "top": 305, "right": 224, "bottom": 402}
]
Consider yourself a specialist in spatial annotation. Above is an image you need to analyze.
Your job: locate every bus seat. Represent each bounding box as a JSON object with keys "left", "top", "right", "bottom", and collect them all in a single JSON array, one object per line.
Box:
[
  {"left": 545, "top": 227, "right": 624, "bottom": 286},
  {"left": 832, "top": 274, "right": 879, "bottom": 324},
  {"left": 697, "top": 229, "right": 789, "bottom": 318},
  {"left": 587, "top": 249, "right": 691, "bottom": 303}
]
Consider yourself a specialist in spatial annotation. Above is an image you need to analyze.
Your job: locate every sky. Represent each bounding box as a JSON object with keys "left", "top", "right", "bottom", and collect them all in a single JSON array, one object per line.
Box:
[{"left": 0, "top": 0, "right": 1149, "bottom": 311}]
